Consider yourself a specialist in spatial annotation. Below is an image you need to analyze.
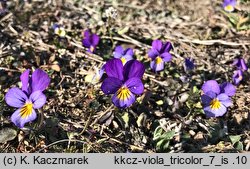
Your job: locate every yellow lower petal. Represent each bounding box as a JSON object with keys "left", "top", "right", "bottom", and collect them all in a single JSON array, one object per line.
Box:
[
  {"left": 155, "top": 56, "right": 163, "bottom": 65},
  {"left": 210, "top": 99, "right": 221, "bottom": 110},
  {"left": 224, "top": 5, "right": 234, "bottom": 12},
  {"left": 20, "top": 102, "right": 33, "bottom": 118},
  {"left": 117, "top": 87, "right": 131, "bottom": 101},
  {"left": 121, "top": 57, "right": 126, "bottom": 65}
]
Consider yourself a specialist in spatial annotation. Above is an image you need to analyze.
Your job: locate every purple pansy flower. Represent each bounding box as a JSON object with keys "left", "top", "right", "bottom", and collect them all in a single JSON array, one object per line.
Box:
[
  {"left": 201, "top": 80, "right": 236, "bottom": 117},
  {"left": 232, "top": 58, "right": 248, "bottom": 72},
  {"left": 82, "top": 30, "right": 100, "bottom": 53},
  {"left": 184, "top": 58, "right": 195, "bottom": 71},
  {"left": 113, "top": 46, "right": 134, "bottom": 65},
  {"left": 223, "top": 0, "right": 236, "bottom": 12},
  {"left": 233, "top": 69, "right": 243, "bottom": 85},
  {"left": 148, "top": 40, "right": 172, "bottom": 72},
  {"left": 5, "top": 69, "right": 50, "bottom": 128},
  {"left": 53, "top": 24, "right": 66, "bottom": 38},
  {"left": 101, "top": 58, "right": 145, "bottom": 108}
]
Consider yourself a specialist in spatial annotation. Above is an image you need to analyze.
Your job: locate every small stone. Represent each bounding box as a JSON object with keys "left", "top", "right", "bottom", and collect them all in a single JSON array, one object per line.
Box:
[
  {"left": 233, "top": 113, "right": 243, "bottom": 124},
  {"left": 0, "top": 128, "right": 17, "bottom": 143},
  {"left": 194, "top": 132, "right": 204, "bottom": 140},
  {"left": 154, "top": 110, "right": 164, "bottom": 117},
  {"left": 189, "top": 130, "right": 196, "bottom": 136}
]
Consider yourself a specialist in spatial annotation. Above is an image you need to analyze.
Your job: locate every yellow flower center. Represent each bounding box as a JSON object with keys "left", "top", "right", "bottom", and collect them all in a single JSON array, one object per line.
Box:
[
  {"left": 117, "top": 86, "right": 131, "bottom": 101},
  {"left": 20, "top": 102, "right": 33, "bottom": 118},
  {"left": 210, "top": 98, "right": 221, "bottom": 110},
  {"left": 55, "top": 28, "right": 66, "bottom": 37},
  {"left": 155, "top": 56, "right": 163, "bottom": 65},
  {"left": 121, "top": 57, "right": 126, "bottom": 65},
  {"left": 224, "top": 5, "right": 234, "bottom": 12}
]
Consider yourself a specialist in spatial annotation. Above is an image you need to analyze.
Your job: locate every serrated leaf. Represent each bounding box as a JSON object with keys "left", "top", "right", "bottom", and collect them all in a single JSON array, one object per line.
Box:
[
  {"left": 229, "top": 135, "right": 241, "bottom": 145},
  {"left": 0, "top": 128, "right": 17, "bottom": 143}
]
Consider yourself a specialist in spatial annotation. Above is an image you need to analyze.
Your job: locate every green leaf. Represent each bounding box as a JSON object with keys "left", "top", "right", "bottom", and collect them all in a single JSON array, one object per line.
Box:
[
  {"left": 153, "top": 126, "right": 163, "bottom": 141},
  {"left": 173, "top": 73, "right": 180, "bottom": 78},
  {"left": 228, "top": 16, "right": 238, "bottom": 25},
  {"left": 186, "top": 101, "right": 191, "bottom": 109},
  {"left": 153, "top": 125, "right": 175, "bottom": 152},
  {"left": 229, "top": 135, "right": 241, "bottom": 145},
  {"left": 208, "top": 121, "right": 225, "bottom": 144},
  {"left": 156, "top": 139, "right": 170, "bottom": 152},
  {"left": 122, "top": 112, "right": 129, "bottom": 128},
  {"left": 160, "top": 130, "right": 175, "bottom": 140},
  {"left": 235, "top": 141, "right": 244, "bottom": 151},
  {"left": 192, "top": 86, "right": 199, "bottom": 94},
  {"left": 156, "top": 139, "right": 164, "bottom": 151},
  {"left": 238, "top": 25, "right": 250, "bottom": 31},
  {"left": 162, "top": 140, "right": 170, "bottom": 150},
  {"left": 118, "top": 27, "right": 129, "bottom": 35}
]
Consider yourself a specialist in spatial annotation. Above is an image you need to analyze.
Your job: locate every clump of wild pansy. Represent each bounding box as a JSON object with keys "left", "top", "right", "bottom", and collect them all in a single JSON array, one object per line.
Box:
[
  {"left": 221, "top": 0, "right": 249, "bottom": 31},
  {"left": 101, "top": 58, "right": 145, "bottom": 108},
  {"left": 223, "top": 0, "right": 237, "bottom": 12},
  {"left": 53, "top": 24, "right": 66, "bottom": 38},
  {"left": 201, "top": 80, "right": 236, "bottom": 117},
  {"left": 5, "top": 69, "right": 50, "bottom": 128},
  {"left": 232, "top": 57, "right": 248, "bottom": 85},
  {"left": 148, "top": 40, "right": 172, "bottom": 72},
  {"left": 82, "top": 30, "right": 100, "bottom": 53},
  {"left": 113, "top": 46, "right": 134, "bottom": 65}
]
